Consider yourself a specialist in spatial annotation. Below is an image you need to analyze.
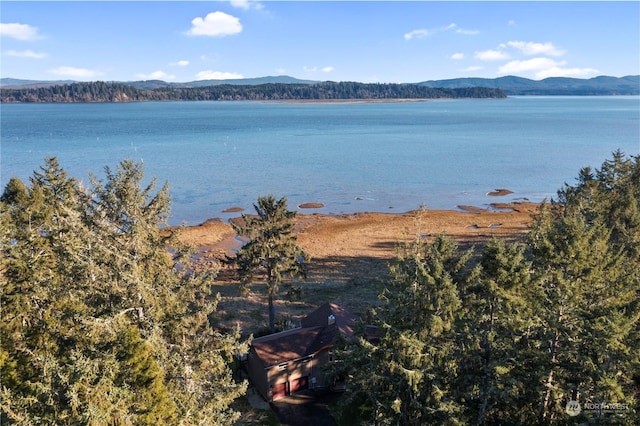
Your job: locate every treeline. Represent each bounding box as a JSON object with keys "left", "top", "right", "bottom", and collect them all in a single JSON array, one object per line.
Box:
[
  {"left": 4, "top": 151, "right": 637, "bottom": 424},
  {"left": 328, "top": 151, "right": 640, "bottom": 425},
  {"left": 0, "top": 80, "right": 506, "bottom": 103}
]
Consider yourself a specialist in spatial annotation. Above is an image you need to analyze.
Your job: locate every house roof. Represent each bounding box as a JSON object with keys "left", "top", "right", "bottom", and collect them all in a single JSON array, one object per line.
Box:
[
  {"left": 300, "top": 302, "right": 356, "bottom": 339},
  {"left": 250, "top": 303, "right": 356, "bottom": 369},
  {"left": 251, "top": 326, "right": 331, "bottom": 368}
]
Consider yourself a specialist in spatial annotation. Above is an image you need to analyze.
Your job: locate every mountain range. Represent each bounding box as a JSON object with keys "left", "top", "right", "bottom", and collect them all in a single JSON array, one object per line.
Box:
[{"left": 1, "top": 75, "right": 638, "bottom": 96}]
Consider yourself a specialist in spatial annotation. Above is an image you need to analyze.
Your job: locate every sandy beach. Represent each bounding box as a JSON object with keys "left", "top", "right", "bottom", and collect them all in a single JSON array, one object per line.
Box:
[
  {"left": 178, "top": 202, "right": 537, "bottom": 260},
  {"left": 176, "top": 202, "right": 538, "bottom": 332}
]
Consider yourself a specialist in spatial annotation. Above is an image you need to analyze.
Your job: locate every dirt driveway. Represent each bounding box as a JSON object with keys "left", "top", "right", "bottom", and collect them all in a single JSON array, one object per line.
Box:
[{"left": 270, "top": 390, "right": 340, "bottom": 426}]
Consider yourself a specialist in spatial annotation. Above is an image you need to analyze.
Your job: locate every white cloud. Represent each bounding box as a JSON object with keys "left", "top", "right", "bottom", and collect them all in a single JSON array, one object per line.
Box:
[
  {"left": 507, "top": 41, "right": 565, "bottom": 57},
  {"left": 471, "top": 38, "right": 593, "bottom": 79},
  {"left": 456, "top": 28, "right": 479, "bottom": 36},
  {"left": 169, "top": 60, "right": 189, "bottom": 67},
  {"left": 404, "top": 29, "right": 431, "bottom": 40},
  {"left": 451, "top": 53, "right": 464, "bottom": 60},
  {"left": 48, "top": 66, "right": 103, "bottom": 79},
  {"left": 498, "top": 56, "right": 599, "bottom": 79},
  {"left": 322, "top": 66, "right": 334, "bottom": 73},
  {"left": 230, "top": 0, "right": 264, "bottom": 10},
  {"left": 461, "top": 66, "right": 483, "bottom": 73},
  {"left": 186, "top": 12, "right": 242, "bottom": 37},
  {"left": 404, "top": 23, "right": 477, "bottom": 40},
  {"left": 508, "top": 20, "right": 516, "bottom": 26},
  {"left": 135, "top": 70, "right": 176, "bottom": 81},
  {"left": 5, "top": 49, "right": 46, "bottom": 59},
  {"left": 196, "top": 70, "right": 243, "bottom": 80},
  {"left": 499, "top": 57, "right": 564, "bottom": 74},
  {"left": 535, "top": 66, "right": 600, "bottom": 79},
  {"left": 0, "top": 23, "right": 43, "bottom": 41},
  {"left": 475, "top": 49, "right": 510, "bottom": 61}
]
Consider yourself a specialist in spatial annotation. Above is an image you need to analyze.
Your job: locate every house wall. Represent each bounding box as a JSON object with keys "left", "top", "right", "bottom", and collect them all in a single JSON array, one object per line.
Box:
[
  {"left": 309, "top": 348, "right": 333, "bottom": 390},
  {"left": 265, "top": 356, "right": 313, "bottom": 399},
  {"left": 247, "top": 346, "right": 339, "bottom": 401},
  {"left": 247, "top": 348, "right": 270, "bottom": 401},
  {"left": 250, "top": 350, "right": 334, "bottom": 401}
]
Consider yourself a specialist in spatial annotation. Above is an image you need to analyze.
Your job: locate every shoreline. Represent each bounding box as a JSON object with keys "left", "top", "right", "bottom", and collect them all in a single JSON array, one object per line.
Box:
[
  {"left": 176, "top": 202, "right": 539, "bottom": 332},
  {"left": 177, "top": 201, "right": 539, "bottom": 263},
  {"left": 269, "top": 98, "right": 432, "bottom": 105}
]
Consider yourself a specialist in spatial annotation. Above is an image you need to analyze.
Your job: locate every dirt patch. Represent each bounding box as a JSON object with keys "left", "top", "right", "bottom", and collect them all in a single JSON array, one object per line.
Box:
[{"left": 174, "top": 204, "right": 538, "bottom": 334}]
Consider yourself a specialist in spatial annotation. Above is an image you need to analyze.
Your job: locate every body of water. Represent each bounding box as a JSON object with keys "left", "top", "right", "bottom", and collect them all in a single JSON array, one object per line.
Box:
[{"left": 2, "top": 96, "right": 638, "bottom": 225}]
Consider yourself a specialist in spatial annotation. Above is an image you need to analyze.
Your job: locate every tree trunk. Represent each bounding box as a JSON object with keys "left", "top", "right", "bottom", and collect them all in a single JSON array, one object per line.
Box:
[
  {"left": 268, "top": 293, "right": 275, "bottom": 333},
  {"left": 539, "top": 329, "right": 560, "bottom": 423},
  {"left": 478, "top": 301, "right": 495, "bottom": 425}
]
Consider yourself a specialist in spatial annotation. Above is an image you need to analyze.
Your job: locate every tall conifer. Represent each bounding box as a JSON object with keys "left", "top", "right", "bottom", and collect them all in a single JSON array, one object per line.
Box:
[{"left": 231, "top": 195, "right": 307, "bottom": 333}]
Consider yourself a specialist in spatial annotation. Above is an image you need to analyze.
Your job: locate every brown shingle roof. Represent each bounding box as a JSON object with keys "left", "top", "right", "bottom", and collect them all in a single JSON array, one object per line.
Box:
[
  {"left": 300, "top": 302, "right": 356, "bottom": 339},
  {"left": 250, "top": 303, "right": 356, "bottom": 369},
  {"left": 251, "top": 326, "right": 326, "bottom": 368}
]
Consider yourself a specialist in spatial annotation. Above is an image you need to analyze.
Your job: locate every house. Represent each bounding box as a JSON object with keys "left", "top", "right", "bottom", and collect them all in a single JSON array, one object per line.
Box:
[{"left": 246, "top": 302, "right": 356, "bottom": 402}]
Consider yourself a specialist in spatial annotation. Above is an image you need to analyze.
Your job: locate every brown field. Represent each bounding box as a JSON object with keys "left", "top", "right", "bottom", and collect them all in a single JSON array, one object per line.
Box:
[{"left": 176, "top": 202, "right": 538, "bottom": 335}]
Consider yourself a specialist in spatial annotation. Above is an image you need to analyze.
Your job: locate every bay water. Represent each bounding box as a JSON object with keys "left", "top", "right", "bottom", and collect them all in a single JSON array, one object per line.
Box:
[{"left": 1, "top": 96, "right": 638, "bottom": 226}]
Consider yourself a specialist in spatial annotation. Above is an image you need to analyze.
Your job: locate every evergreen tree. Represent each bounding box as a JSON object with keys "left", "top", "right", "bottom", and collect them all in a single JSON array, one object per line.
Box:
[
  {"left": 457, "top": 238, "right": 536, "bottom": 424},
  {"left": 1, "top": 158, "right": 247, "bottom": 424},
  {"left": 526, "top": 152, "right": 640, "bottom": 424},
  {"left": 331, "top": 152, "right": 639, "bottom": 425},
  {"left": 231, "top": 195, "right": 307, "bottom": 333},
  {"left": 336, "top": 234, "right": 469, "bottom": 425}
]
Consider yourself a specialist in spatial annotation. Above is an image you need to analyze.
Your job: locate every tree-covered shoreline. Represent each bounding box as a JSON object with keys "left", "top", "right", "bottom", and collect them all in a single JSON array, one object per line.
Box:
[{"left": 0, "top": 80, "right": 506, "bottom": 103}]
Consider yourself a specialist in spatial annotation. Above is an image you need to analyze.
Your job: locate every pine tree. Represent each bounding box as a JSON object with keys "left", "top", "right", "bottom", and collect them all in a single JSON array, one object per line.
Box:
[{"left": 231, "top": 195, "right": 307, "bottom": 333}]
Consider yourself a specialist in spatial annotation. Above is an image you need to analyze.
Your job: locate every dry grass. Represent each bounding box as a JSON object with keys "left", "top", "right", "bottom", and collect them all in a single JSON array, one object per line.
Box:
[{"left": 174, "top": 203, "right": 538, "bottom": 335}]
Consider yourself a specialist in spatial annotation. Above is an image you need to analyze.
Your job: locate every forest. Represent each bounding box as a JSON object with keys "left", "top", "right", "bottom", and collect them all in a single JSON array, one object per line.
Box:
[
  {"left": 0, "top": 81, "right": 506, "bottom": 103},
  {"left": 1, "top": 151, "right": 638, "bottom": 425}
]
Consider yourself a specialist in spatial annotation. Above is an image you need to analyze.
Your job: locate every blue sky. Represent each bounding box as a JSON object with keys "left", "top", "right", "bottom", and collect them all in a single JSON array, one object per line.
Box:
[{"left": 1, "top": 1, "right": 638, "bottom": 83}]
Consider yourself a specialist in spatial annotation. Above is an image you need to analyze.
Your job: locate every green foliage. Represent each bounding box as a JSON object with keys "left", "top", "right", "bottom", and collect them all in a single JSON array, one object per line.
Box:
[
  {"left": 334, "top": 152, "right": 639, "bottom": 425},
  {"left": 332, "top": 235, "right": 468, "bottom": 426},
  {"left": 458, "top": 238, "right": 536, "bottom": 424},
  {"left": 527, "top": 151, "right": 640, "bottom": 424},
  {"left": 1, "top": 157, "right": 247, "bottom": 424},
  {"left": 0, "top": 81, "right": 507, "bottom": 103},
  {"left": 231, "top": 195, "right": 307, "bottom": 333}
]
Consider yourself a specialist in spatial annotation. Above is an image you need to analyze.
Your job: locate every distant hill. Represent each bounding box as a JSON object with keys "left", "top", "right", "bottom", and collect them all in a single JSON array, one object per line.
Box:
[
  {"left": 418, "top": 75, "right": 640, "bottom": 95},
  {"left": 124, "top": 75, "right": 319, "bottom": 90},
  {"left": 0, "top": 78, "right": 77, "bottom": 89},
  {"left": 0, "top": 75, "right": 318, "bottom": 90},
  {"left": 1, "top": 75, "right": 637, "bottom": 95}
]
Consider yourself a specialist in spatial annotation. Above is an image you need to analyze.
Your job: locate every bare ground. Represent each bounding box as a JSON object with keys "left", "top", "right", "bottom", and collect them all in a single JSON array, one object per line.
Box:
[{"left": 175, "top": 203, "right": 538, "bottom": 335}]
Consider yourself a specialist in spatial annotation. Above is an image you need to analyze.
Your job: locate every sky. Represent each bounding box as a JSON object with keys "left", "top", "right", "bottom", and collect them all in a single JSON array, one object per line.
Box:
[{"left": 1, "top": 1, "right": 639, "bottom": 83}]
